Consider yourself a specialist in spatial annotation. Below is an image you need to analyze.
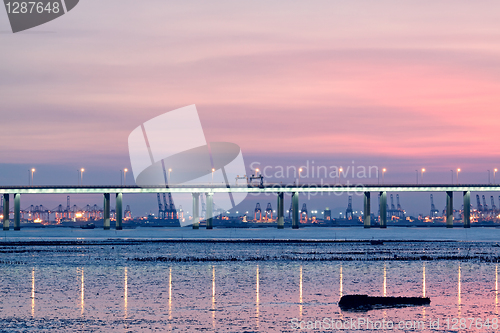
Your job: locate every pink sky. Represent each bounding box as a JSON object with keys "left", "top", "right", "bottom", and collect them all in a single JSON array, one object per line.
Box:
[{"left": 1, "top": 0, "right": 500, "bottom": 177}]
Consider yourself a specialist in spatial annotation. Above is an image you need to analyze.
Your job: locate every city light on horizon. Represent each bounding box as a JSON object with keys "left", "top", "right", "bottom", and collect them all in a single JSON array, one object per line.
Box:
[{"left": 1, "top": 1, "right": 499, "bottom": 223}]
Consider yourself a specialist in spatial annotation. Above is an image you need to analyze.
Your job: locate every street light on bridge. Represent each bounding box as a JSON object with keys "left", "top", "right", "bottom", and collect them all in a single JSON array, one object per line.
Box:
[
  {"left": 382, "top": 168, "right": 386, "bottom": 184},
  {"left": 421, "top": 168, "right": 426, "bottom": 184},
  {"left": 29, "top": 168, "right": 35, "bottom": 186},
  {"left": 495, "top": 168, "right": 498, "bottom": 185},
  {"left": 79, "top": 168, "right": 85, "bottom": 185},
  {"left": 299, "top": 168, "right": 303, "bottom": 186}
]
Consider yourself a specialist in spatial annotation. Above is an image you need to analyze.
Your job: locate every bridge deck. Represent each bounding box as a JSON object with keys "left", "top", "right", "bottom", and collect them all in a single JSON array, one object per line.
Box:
[{"left": 0, "top": 184, "right": 499, "bottom": 194}]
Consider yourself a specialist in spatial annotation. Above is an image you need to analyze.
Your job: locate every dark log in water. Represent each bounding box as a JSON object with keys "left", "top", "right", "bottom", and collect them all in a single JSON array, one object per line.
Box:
[{"left": 339, "top": 294, "right": 430, "bottom": 311}]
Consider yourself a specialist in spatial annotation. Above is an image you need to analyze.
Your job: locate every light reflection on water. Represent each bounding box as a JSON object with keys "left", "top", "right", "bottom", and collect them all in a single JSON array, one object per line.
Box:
[
  {"left": 299, "top": 265, "right": 303, "bottom": 319},
  {"left": 496, "top": 264, "right": 498, "bottom": 314},
  {"left": 124, "top": 266, "right": 128, "bottom": 319},
  {"left": 211, "top": 265, "right": 215, "bottom": 329},
  {"left": 1, "top": 243, "right": 500, "bottom": 332},
  {"left": 79, "top": 267, "right": 84, "bottom": 315},
  {"left": 30, "top": 267, "right": 34, "bottom": 318},
  {"left": 383, "top": 263, "right": 387, "bottom": 297},
  {"left": 422, "top": 263, "right": 426, "bottom": 298},
  {"left": 339, "top": 265, "right": 343, "bottom": 298},
  {"left": 168, "top": 266, "right": 172, "bottom": 320},
  {"left": 168, "top": 266, "right": 172, "bottom": 331},
  {"left": 256, "top": 265, "right": 259, "bottom": 328}
]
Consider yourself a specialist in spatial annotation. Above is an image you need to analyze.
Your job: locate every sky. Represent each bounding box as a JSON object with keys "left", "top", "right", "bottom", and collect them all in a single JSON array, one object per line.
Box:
[{"left": 1, "top": 1, "right": 500, "bottom": 216}]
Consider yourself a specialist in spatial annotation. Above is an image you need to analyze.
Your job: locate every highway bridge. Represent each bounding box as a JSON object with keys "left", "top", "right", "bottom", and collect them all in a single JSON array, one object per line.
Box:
[{"left": 1, "top": 184, "right": 499, "bottom": 230}]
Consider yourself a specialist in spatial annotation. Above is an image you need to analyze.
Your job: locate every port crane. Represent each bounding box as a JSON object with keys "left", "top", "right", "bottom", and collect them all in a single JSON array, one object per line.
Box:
[
  {"left": 301, "top": 203, "right": 308, "bottom": 222},
  {"left": 254, "top": 203, "right": 262, "bottom": 220},
  {"left": 156, "top": 194, "right": 164, "bottom": 218},
  {"left": 248, "top": 174, "right": 264, "bottom": 186},
  {"left": 124, "top": 205, "right": 132, "bottom": 219},
  {"left": 345, "top": 196, "right": 353, "bottom": 220},
  {"left": 265, "top": 203, "right": 273, "bottom": 220},
  {"left": 482, "top": 195, "right": 489, "bottom": 212},
  {"left": 430, "top": 194, "right": 439, "bottom": 217},
  {"left": 235, "top": 175, "right": 248, "bottom": 185}
]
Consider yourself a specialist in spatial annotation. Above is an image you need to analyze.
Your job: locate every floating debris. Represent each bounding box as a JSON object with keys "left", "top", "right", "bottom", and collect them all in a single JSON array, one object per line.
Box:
[{"left": 339, "top": 294, "right": 430, "bottom": 311}]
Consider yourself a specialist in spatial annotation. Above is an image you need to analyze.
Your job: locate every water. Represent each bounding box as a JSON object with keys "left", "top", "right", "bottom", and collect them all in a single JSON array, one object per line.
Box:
[{"left": 0, "top": 228, "right": 500, "bottom": 332}]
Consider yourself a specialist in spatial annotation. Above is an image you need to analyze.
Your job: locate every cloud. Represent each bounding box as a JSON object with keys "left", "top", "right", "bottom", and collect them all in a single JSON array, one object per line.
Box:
[{"left": 1, "top": 1, "right": 500, "bottom": 171}]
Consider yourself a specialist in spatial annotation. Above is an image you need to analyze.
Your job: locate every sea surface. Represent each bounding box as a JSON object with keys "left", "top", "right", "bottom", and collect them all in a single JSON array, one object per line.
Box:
[{"left": 0, "top": 227, "right": 500, "bottom": 332}]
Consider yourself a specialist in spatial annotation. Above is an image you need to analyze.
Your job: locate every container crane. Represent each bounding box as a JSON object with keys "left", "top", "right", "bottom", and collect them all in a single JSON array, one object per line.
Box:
[
  {"left": 345, "top": 196, "right": 353, "bottom": 220},
  {"left": 301, "top": 203, "right": 308, "bottom": 222},
  {"left": 235, "top": 175, "right": 247, "bottom": 185},
  {"left": 476, "top": 195, "right": 483, "bottom": 211},
  {"left": 482, "top": 195, "right": 489, "bottom": 212},
  {"left": 156, "top": 194, "right": 164, "bottom": 218},
  {"left": 430, "top": 194, "right": 439, "bottom": 217},
  {"left": 254, "top": 203, "right": 262, "bottom": 221},
  {"left": 124, "top": 205, "right": 132, "bottom": 219},
  {"left": 162, "top": 193, "right": 169, "bottom": 219},
  {"left": 265, "top": 203, "right": 273, "bottom": 220}
]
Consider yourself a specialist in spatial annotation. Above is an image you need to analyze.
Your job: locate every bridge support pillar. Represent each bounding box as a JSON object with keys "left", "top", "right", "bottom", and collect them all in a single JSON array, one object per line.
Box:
[
  {"left": 3, "top": 194, "right": 9, "bottom": 231},
  {"left": 14, "top": 193, "right": 20, "bottom": 231},
  {"left": 192, "top": 193, "right": 200, "bottom": 229},
  {"left": 103, "top": 193, "right": 110, "bottom": 230},
  {"left": 379, "top": 191, "right": 387, "bottom": 228},
  {"left": 277, "top": 192, "right": 284, "bottom": 229},
  {"left": 463, "top": 191, "right": 470, "bottom": 228},
  {"left": 446, "top": 191, "right": 453, "bottom": 228},
  {"left": 116, "top": 193, "right": 122, "bottom": 230},
  {"left": 206, "top": 192, "right": 213, "bottom": 229},
  {"left": 292, "top": 192, "right": 299, "bottom": 229},
  {"left": 364, "top": 192, "right": 371, "bottom": 228}
]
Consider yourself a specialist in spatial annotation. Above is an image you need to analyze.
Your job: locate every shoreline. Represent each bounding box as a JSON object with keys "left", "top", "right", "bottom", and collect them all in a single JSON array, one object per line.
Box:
[
  {"left": 0, "top": 238, "right": 457, "bottom": 246},
  {"left": 0, "top": 227, "right": 498, "bottom": 243}
]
